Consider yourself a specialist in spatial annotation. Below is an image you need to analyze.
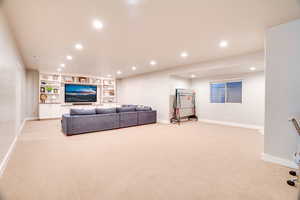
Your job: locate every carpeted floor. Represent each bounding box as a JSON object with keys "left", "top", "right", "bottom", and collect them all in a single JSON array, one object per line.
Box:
[{"left": 0, "top": 120, "right": 297, "bottom": 200}]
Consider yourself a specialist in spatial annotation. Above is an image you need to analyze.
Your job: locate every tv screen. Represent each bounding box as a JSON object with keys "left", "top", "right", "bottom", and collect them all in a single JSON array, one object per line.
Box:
[{"left": 65, "top": 84, "right": 97, "bottom": 102}]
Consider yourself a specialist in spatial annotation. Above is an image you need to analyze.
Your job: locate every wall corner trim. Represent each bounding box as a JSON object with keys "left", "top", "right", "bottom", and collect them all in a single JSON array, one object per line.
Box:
[{"left": 261, "top": 153, "right": 298, "bottom": 169}]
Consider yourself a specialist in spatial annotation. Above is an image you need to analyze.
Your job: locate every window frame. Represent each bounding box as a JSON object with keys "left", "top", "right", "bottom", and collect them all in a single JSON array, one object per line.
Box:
[{"left": 209, "top": 79, "right": 243, "bottom": 104}]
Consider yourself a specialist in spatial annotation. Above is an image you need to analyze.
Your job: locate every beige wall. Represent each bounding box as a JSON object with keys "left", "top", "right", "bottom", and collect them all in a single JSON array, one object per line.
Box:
[
  {"left": 265, "top": 19, "right": 300, "bottom": 163},
  {"left": 0, "top": 7, "right": 26, "bottom": 174},
  {"left": 192, "top": 72, "right": 265, "bottom": 128},
  {"left": 25, "top": 69, "right": 39, "bottom": 119}
]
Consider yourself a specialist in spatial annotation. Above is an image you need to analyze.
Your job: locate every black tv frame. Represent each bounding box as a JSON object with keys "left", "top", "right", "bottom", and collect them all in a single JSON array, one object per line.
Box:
[{"left": 64, "top": 84, "right": 97, "bottom": 103}]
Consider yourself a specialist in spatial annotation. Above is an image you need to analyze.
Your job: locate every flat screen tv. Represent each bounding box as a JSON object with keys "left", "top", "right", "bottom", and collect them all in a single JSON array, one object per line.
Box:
[{"left": 65, "top": 84, "right": 97, "bottom": 103}]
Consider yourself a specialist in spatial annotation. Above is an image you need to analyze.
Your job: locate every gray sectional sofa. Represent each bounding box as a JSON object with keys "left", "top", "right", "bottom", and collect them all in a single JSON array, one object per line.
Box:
[{"left": 62, "top": 105, "right": 157, "bottom": 136}]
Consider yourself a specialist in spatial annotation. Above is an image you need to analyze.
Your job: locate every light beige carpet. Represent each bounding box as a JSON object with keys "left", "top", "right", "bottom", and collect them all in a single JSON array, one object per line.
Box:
[{"left": 0, "top": 120, "right": 297, "bottom": 200}]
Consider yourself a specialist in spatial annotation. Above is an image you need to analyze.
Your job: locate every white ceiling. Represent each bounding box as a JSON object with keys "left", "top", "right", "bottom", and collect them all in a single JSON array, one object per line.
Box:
[
  {"left": 175, "top": 63, "right": 264, "bottom": 79},
  {"left": 2, "top": 0, "right": 300, "bottom": 78}
]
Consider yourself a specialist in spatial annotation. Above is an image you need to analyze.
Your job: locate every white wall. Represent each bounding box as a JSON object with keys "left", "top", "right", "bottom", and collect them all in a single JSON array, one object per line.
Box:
[
  {"left": 117, "top": 71, "right": 170, "bottom": 123},
  {"left": 192, "top": 72, "right": 265, "bottom": 128},
  {"left": 264, "top": 19, "right": 300, "bottom": 164},
  {"left": 117, "top": 52, "right": 264, "bottom": 124},
  {"left": 0, "top": 6, "right": 26, "bottom": 175}
]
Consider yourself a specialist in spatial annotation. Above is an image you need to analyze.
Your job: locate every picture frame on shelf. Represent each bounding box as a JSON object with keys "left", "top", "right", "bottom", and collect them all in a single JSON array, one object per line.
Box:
[{"left": 79, "top": 77, "right": 87, "bottom": 83}]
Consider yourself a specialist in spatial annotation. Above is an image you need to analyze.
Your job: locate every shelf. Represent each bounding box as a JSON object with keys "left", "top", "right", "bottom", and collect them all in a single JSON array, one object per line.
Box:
[
  {"left": 63, "top": 82, "right": 100, "bottom": 85},
  {"left": 40, "top": 93, "right": 60, "bottom": 95},
  {"left": 40, "top": 79, "right": 60, "bottom": 83},
  {"left": 39, "top": 103, "right": 61, "bottom": 105},
  {"left": 39, "top": 73, "right": 117, "bottom": 110}
]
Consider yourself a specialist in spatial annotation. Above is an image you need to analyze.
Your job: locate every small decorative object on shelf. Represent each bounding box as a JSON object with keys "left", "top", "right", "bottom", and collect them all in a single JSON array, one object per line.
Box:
[
  {"left": 53, "top": 88, "right": 59, "bottom": 94},
  {"left": 79, "top": 77, "right": 87, "bottom": 83},
  {"left": 64, "top": 76, "right": 73, "bottom": 82},
  {"left": 103, "top": 80, "right": 114, "bottom": 85},
  {"left": 40, "top": 87, "right": 45, "bottom": 93},
  {"left": 40, "top": 94, "right": 47, "bottom": 103},
  {"left": 109, "top": 90, "right": 115, "bottom": 96}
]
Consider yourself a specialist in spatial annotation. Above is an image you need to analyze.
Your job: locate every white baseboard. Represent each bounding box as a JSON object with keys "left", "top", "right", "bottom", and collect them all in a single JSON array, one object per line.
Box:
[
  {"left": 198, "top": 119, "right": 264, "bottom": 130},
  {"left": 0, "top": 117, "right": 29, "bottom": 178},
  {"left": 261, "top": 153, "right": 298, "bottom": 169},
  {"left": 158, "top": 120, "right": 170, "bottom": 124},
  {"left": 0, "top": 128, "right": 19, "bottom": 177},
  {"left": 26, "top": 117, "right": 38, "bottom": 121}
]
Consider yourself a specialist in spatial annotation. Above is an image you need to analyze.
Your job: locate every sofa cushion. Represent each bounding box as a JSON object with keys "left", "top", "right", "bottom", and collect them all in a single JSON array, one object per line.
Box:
[
  {"left": 117, "top": 106, "right": 136, "bottom": 113},
  {"left": 96, "top": 108, "right": 117, "bottom": 114},
  {"left": 70, "top": 108, "right": 96, "bottom": 115},
  {"left": 135, "top": 106, "right": 152, "bottom": 111},
  {"left": 122, "top": 104, "right": 138, "bottom": 108}
]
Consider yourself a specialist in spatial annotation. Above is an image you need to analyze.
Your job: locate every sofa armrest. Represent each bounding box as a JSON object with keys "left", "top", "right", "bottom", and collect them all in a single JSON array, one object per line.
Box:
[
  {"left": 137, "top": 110, "right": 157, "bottom": 125},
  {"left": 62, "top": 114, "right": 71, "bottom": 135}
]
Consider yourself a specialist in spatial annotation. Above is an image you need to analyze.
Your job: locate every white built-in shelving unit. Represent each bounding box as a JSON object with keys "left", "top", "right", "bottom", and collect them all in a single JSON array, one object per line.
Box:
[{"left": 39, "top": 72, "right": 117, "bottom": 119}]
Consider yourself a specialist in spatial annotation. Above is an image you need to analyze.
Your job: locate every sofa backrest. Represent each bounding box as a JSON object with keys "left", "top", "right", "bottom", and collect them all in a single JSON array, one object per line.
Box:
[
  {"left": 69, "top": 106, "right": 154, "bottom": 116},
  {"left": 70, "top": 108, "right": 96, "bottom": 115},
  {"left": 122, "top": 104, "right": 138, "bottom": 108},
  {"left": 135, "top": 106, "right": 152, "bottom": 111},
  {"left": 96, "top": 108, "right": 117, "bottom": 114},
  {"left": 117, "top": 107, "right": 136, "bottom": 113}
]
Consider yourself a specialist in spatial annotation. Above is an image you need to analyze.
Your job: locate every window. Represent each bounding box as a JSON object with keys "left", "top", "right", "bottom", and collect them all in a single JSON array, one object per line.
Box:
[
  {"left": 210, "top": 81, "right": 242, "bottom": 103},
  {"left": 210, "top": 83, "right": 226, "bottom": 103}
]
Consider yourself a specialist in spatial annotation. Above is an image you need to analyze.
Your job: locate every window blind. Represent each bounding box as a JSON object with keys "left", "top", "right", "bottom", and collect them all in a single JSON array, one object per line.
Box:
[
  {"left": 210, "top": 83, "right": 225, "bottom": 103},
  {"left": 226, "top": 81, "right": 242, "bottom": 103}
]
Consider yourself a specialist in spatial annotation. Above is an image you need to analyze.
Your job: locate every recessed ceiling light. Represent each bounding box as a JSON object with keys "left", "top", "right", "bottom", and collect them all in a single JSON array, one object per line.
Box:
[
  {"left": 60, "top": 63, "right": 65, "bottom": 68},
  {"left": 93, "top": 20, "right": 103, "bottom": 30},
  {"left": 191, "top": 74, "right": 196, "bottom": 78},
  {"left": 131, "top": 66, "right": 137, "bottom": 71},
  {"left": 219, "top": 40, "right": 228, "bottom": 48},
  {"left": 117, "top": 70, "right": 122, "bottom": 75},
  {"left": 127, "top": 0, "right": 139, "bottom": 5},
  {"left": 181, "top": 52, "right": 188, "bottom": 58},
  {"left": 57, "top": 68, "right": 62, "bottom": 72},
  {"left": 66, "top": 55, "right": 73, "bottom": 60},
  {"left": 250, "top": 67, "right": 256, "bottom": 71},
  {"left": 150, "top": 60, "right": 157, "bottom": 66},
  {"left": 75, "top": 43, "right": 83, "bottom": 50}
]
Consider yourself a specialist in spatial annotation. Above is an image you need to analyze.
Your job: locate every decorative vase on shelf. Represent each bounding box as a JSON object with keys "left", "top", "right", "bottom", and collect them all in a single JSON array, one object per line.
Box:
[{"left": 46, "top": 86, "right": 53, "bottom": 93}]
